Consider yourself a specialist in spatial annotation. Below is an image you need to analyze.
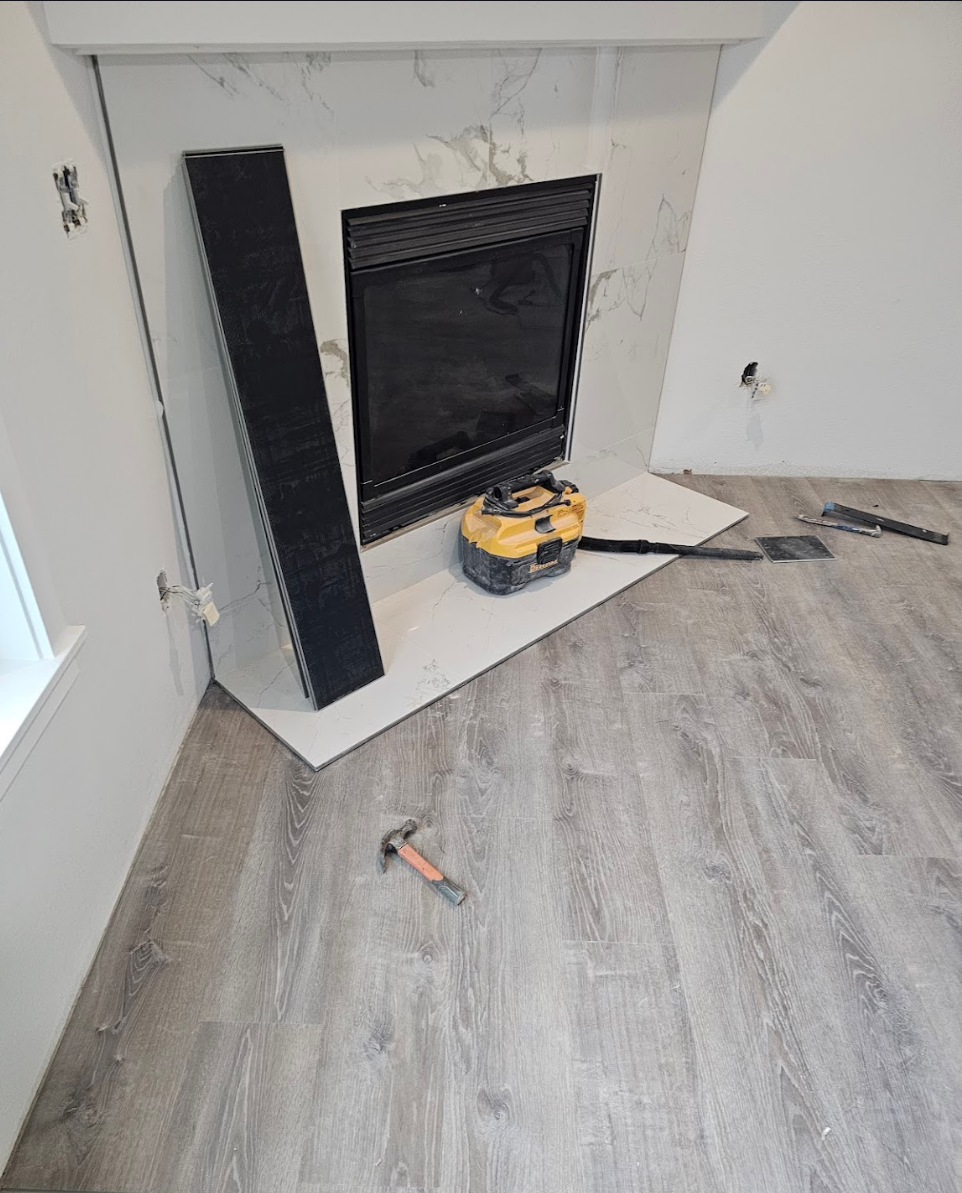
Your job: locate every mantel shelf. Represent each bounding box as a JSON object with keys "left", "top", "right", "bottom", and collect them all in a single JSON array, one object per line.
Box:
[{"left": 43, "top": 1, "right": 767, "bottom": 55}]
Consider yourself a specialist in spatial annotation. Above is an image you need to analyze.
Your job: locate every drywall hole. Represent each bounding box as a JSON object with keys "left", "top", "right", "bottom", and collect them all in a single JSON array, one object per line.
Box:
[
  {"left": 53, "top": 162, "right": 88, "bottom": 237},
  {"left": 740, "top": 361, "right": 771, "bottom": 400}
]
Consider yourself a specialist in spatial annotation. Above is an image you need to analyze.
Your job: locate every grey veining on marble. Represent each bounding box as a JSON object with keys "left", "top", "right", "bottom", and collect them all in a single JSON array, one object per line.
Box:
[
  {"left": 99, "top": 44, "right": 720, "bottom": 697},
  {"left": 576, "top": 254, "right": 686, "bottom": 462}
]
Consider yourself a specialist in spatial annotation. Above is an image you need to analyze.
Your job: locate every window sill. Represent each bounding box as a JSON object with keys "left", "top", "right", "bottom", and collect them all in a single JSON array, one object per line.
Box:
[{"left": 0, "top": 625, "right": 86, "bottom": 804}]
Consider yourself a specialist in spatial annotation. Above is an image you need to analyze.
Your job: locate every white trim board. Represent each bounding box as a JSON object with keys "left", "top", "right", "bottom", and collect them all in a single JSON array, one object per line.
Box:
[
  {"left": 217, "top": 472, "right": 745, "bottom": 770},
  {"left": 43, "top": 1, "right": 767, "bottom": 53},
  {"left": 0, "top": 626, "right": 86, "bottom": 803}
]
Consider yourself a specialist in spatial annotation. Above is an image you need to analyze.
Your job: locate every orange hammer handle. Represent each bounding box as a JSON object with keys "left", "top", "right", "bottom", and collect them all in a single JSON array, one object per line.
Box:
[{"left": 397, "top": 841, "right": 444, "bottom": 883}]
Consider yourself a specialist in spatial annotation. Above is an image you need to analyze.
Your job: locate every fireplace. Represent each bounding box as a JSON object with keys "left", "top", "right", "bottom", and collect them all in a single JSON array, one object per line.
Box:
[
  {"left": 343, "top": 176, "right": 597, "bottom": 544},
  {"left": 98, "top": 42, "right": 734, "bottom": 767}
]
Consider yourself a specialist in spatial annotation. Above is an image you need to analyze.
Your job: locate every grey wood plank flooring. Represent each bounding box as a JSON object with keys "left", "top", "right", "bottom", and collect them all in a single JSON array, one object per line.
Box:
[
  {"left": 152, "top": 1022, "right": 324, "bottom": 1193},
  {"left": 1, "top": 692, "right": 280, "bottom": 1193},
  {"left": 5, "top": 476, "right": 962, "bottom": 1193}
]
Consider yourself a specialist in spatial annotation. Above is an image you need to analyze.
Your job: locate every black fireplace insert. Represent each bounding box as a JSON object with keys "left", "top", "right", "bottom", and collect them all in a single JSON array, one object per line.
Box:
[{"left": 343, "top": 176, "right": 597, "bottom": 544}]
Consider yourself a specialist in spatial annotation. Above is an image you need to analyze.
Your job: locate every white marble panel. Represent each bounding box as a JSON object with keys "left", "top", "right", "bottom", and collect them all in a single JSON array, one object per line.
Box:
[
  {"left": 571, "top": 252, "right": 686, "bottom": 461},
  {"left": 566, "top": 432, "right": 650, "bottom": 501},
  {"left": 591, "top": 44, "right": 719, "bottom": 272},
  {"left": 485, "top": 49, "right": 599, "bottom": 184},
  {"left": 217, "top": 471, "right": 746, "bottom": 769},
  {"left": 360, "top": 508, "right": 463, "bottom": 604},
  {"left": 328, "top": 50, "right": 497, "bottom": 204}
]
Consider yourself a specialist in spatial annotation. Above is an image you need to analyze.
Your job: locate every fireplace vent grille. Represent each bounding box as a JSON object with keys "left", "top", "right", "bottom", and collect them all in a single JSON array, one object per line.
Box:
[{"left": 344, "top": 175, "right": 596, "bottom": 270}]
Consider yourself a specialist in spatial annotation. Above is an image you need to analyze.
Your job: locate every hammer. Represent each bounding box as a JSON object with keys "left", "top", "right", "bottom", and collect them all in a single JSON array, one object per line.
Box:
[{"left": 377, "top": 819, "right": 465, "bottom": 906}]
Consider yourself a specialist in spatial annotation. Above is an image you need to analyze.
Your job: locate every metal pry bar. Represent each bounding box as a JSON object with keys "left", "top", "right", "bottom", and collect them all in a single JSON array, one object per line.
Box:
[
  {"left": 797, "top": 514, "right": 881, "bottom": 538},
  {"left": 822, "top": 502, "right": 948, "bottom": 545}
]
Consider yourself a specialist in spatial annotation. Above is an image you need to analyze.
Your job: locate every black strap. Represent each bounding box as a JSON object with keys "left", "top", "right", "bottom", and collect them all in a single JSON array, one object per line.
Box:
[
  {"left": 579, "top": 537, "right": 762, "bottom": 561},
  {"left": 481, "top": 470, "right": 576, "bottom": 518}
]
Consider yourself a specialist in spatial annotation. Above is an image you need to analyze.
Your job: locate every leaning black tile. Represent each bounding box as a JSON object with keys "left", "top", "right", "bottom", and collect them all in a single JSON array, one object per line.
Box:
[{"left": 184, "top": 146, "right": 383, "bottom": 708}]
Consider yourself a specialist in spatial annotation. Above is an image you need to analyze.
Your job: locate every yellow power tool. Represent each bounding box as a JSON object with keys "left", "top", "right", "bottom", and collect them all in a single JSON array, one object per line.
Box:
[{"left": 460, "top": 471, "right": 585, "bottom": 595}]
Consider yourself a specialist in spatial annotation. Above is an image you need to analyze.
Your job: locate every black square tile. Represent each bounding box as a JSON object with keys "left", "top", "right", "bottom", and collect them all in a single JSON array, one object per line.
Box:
[{"left": 755, "top": 534, "right": 835, "bottom": 563}]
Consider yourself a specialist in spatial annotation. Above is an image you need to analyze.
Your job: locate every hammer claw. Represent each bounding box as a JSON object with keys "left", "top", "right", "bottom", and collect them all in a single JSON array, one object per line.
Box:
[{"left": 377, "top": 818, "right": 417, "bottom": 873}]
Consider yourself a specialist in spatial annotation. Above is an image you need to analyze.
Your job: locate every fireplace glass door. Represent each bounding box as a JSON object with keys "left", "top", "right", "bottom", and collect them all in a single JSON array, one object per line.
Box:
[{"left": 343, "top": 176, "right": 597, "bottom": 543}]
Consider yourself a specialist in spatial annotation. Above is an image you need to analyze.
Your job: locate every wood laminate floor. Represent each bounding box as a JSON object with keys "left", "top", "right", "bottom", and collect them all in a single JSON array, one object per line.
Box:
[{"left": 5, "top": 476, "right": 962, "bottom": 1193}]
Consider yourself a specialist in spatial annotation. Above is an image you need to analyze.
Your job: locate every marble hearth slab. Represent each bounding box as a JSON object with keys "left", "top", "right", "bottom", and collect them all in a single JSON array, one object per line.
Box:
[{"left": 218, "top": 472, "right": 746, "bottom": 769}]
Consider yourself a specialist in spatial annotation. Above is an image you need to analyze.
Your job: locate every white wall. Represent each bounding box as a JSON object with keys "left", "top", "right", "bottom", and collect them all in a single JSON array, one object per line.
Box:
[
  {"left": 650, "top": 1, "right": 962, "bottom": 479},
  {"left": 0, "top": 2, "right": 208, "bottom": 1168}
]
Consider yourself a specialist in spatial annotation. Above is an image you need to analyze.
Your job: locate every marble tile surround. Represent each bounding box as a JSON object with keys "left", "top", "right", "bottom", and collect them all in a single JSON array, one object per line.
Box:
[{"left": 99, "top": 45, "right": 722, "bottom": 756}]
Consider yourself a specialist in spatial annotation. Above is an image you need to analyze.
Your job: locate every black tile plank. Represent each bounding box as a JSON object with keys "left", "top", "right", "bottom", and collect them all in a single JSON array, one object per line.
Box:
[{"left": 184, "top": 146, "right": 382, "bottom": 708}]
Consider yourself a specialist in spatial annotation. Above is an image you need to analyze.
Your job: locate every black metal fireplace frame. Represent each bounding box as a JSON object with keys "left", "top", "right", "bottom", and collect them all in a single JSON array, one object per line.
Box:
[{"left": 342, "top": 175, "right": 597, "bottom": 545}]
